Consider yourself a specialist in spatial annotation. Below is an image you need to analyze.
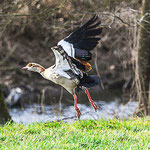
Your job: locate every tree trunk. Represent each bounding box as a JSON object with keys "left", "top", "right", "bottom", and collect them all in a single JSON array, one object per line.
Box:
[
  {"left": 0, "top": 84, "right": 11, "bottom": 124},
  {"left": 137, "top": 0, "right": 150, "bottom": 116}
]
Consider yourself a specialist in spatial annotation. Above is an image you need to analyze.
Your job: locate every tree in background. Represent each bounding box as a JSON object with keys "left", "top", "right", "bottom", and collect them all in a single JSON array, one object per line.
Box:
[
  {"left": 0, "top": 85, "right": 11, "bottom": 124},
  {"left": 136, "top": 0, "right": 150, "bottom": 116}
]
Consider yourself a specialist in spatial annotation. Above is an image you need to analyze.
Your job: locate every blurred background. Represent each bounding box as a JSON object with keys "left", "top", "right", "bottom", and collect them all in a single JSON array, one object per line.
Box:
[{"left": 0, "top": 0, "right": 142, "bottom": 123}]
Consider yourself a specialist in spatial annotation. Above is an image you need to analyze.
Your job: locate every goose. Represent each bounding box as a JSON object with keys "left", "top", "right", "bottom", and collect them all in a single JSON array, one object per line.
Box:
[{"left": 22, "top": 15, "right": 103, "bottom": 118}]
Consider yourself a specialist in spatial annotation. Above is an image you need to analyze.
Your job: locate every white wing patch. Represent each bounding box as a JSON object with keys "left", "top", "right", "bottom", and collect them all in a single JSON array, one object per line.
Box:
[{"left": 58, "top": 40, "right": 75, "bottom": 57}]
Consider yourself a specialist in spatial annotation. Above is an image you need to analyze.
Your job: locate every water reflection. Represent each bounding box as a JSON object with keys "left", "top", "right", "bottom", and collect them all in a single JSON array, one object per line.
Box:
[{"left": 9, "top": 100, "right": 138, "bottom": 124}]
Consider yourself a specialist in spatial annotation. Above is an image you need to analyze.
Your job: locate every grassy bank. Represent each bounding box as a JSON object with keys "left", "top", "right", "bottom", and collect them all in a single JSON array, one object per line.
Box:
[{"left": 0, "top": 119, "right": 150, "bottom": 150}]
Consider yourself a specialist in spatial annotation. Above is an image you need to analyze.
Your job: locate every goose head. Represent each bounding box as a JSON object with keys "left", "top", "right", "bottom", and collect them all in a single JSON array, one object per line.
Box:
[{"left": 22, "top": 63, "right": 45, "bottom": 73}]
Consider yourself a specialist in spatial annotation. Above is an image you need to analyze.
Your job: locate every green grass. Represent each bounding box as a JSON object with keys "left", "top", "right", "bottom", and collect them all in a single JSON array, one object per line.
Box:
[{"left": 0, "top": 119, "right": 150, "bottom": 150}]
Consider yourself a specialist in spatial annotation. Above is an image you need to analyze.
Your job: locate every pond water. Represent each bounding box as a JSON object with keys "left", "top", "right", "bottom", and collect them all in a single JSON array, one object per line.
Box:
[
  {"left": 6, "top": 87, "right": 138, "bottom": 124},
  {"left": 9, "top": 100, "right": 138, "bottom": 124}
]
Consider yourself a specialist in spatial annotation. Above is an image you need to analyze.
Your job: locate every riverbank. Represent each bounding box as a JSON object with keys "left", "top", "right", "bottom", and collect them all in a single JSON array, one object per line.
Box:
[{"left": 0, "top": 119, "right": 149, "bottom": 149}]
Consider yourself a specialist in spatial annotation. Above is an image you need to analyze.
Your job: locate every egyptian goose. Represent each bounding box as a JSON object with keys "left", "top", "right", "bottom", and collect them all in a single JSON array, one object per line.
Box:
[{"left": 22, "top": 15, "right": 102, "bottom": 118}]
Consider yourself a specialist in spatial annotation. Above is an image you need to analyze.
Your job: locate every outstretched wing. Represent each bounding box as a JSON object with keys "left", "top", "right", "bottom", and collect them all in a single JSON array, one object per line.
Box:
[
  {"left": 58, "top": 15, "right": 102, "bottom": 61},
  {"left": 51, "top": 46, "right": 83, "bottom": 79}
]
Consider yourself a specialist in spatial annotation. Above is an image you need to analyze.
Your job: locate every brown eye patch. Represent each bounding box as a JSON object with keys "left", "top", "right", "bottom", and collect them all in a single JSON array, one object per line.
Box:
[{"left": 28, "top": 63, "right": 33, "bottom": 67}]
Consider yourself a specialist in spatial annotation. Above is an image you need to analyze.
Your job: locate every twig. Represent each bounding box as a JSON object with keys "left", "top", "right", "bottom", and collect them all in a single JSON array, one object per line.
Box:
[
  {"left": 94, "top": 46, "right": 104, "bottom": 90},
  {"left": 58, "top": 87, "right": 63, "bottom": 112},
  {"left": 0, "top": 66, "right": 20, "bottom": 71},
  {"left": 41, "top": 89, "right": 45, "bottom": 114}
]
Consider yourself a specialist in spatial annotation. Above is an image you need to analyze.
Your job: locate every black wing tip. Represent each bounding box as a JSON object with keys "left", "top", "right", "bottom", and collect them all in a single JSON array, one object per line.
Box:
[
  {"left": 83, "top": 14, "right": 100, "bottom": 28},
  {"left": 64, "top": 14, "right": 102, "bottom": 51},
  {"left": 91, "top": 14, "right": 98, "bottom": 21}
]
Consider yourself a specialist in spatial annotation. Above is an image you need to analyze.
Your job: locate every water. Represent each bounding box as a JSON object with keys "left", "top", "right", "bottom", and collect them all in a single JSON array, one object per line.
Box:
[{"left": 9, "top": 100, "right": 138, "bottom": 124}]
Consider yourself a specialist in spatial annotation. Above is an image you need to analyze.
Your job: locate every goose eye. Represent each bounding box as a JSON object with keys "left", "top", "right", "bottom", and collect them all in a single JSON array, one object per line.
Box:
[{"left": 28, "top": 63, "right": 32, "bottom": 67}]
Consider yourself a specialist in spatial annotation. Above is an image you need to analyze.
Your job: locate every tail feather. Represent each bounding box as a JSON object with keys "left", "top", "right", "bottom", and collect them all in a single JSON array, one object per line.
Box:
[{"left": 77, "top": 74, "right": 100, "bottom": 90}]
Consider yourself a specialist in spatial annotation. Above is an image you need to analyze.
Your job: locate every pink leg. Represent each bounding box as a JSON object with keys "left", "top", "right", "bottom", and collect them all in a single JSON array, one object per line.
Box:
[
  {"left": 85, "top": 89, "right": 98, "bottom": 111},
  {"left": 73, "top": 94, "right": 81, "bottom": 118}
]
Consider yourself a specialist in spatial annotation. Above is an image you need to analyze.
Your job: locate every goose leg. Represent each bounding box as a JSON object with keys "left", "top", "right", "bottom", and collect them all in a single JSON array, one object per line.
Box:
[
  {"left": 73, "top": 94, "right": 81, "bottom": 119},
  {"left": 84, "top": 89, "right": 98, "bottom": 111}
]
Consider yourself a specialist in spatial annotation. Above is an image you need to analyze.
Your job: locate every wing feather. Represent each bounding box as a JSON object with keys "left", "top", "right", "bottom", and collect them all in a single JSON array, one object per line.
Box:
[
  {"left": 51, "top": 46, "right": 83, "bottom": 79},
  {"left": 57, "top": 15, "right": 102, "bottom": 63},
  {"left": 63, "top": 14, "right": 102, "bottom": 51}
]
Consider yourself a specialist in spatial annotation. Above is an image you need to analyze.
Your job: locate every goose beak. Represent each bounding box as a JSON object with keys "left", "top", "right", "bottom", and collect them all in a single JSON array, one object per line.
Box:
[{"left": 22, "top": 67, "right": 28, "bottom": 70}]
